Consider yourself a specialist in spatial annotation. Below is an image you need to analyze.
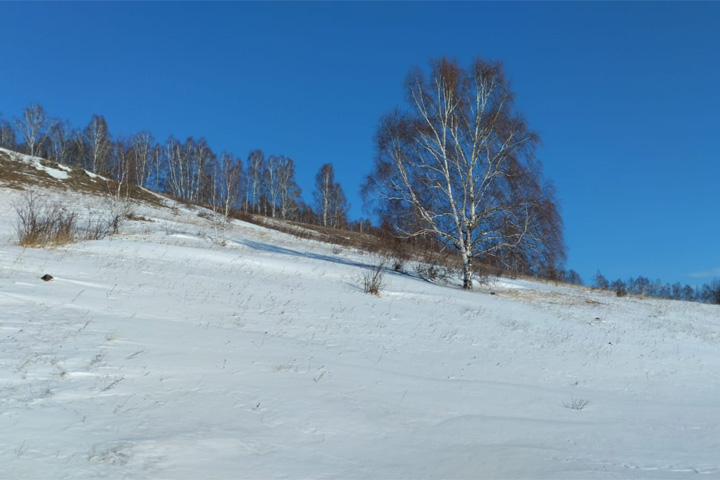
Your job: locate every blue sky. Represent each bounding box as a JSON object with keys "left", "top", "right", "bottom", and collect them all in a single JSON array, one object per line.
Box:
[{"left": 1, "top": 2, "right": 719, "bottom": 287}]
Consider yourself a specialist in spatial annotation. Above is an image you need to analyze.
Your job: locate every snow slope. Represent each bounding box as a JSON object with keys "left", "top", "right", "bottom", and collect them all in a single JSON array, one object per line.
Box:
[{"left": 1, "top": 168, "right": 719, "bottom": 478}]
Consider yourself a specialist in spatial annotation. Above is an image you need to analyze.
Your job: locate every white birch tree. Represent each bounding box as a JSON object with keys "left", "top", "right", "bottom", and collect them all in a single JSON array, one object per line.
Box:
[
  {"left": 330, "top": 182, "right": 349, "bottom": 228},
  {"left": 314, "top": 163, "right": 334, "bottom": 227},
  {"left": 277, "top": 156, "right": 301, "bottom": 220},
  {"left": 130, "top": 131, "right": 154, "bottom": 188},
  {"left": 313, "top": 163, "right": 348, "bottom": 228},
  {"left": 47, "top": 120, "right": 75, "bottom": 165},
  {"left": 0, "top": 117, "right": 16, "bottom": 149},
  {"left": 245, "top": 150, "right": 265, "bottom": 213},
  {"left": 363, "top": 57, "right": 565, "bottom": 289},
  {"left": 83, "top": 115, "right": 112, "bottom": 175},
  {"left": 14, "top": 104, "right": 48, "bottom": 157},
  {"left": 212, "top": 151, "right": 243, "bottom": 219},
  {"left": 164, "top": 136, "right": 215, "bottom": 202},
  {"left": 265, "top": 154, "right": 280, "bottom": 218},
  {"left": 110, "top": 138, "right": 133, "bottom": 199},
  {"left": 264, "top": 155, "right": 301, "bottom": 219}
]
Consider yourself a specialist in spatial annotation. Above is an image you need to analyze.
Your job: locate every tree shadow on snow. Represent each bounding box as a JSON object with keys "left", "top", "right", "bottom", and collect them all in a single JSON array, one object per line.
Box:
[
  {"left": 240, "top": 239, "right": 448, "bottom": 288},
  {"left": 240, "top": 239, "right": 374, "bottom": 271}
]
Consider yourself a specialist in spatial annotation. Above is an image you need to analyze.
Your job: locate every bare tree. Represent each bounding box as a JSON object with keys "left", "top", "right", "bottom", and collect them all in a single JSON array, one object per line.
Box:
[
  {"left": 164, "top": 136, "right": 188, "bottom": 198},
  {"left": 707, "top": 280, "right": 720, "bottom": 305},
  {"left": 0, "top": 117, "right": 17, "bottom": 149},
  {"left": 296, "top": 200, "right": 318, "bottom": 225},
  {"left": 83, "top": 114, "right": 112, "bottom": 174},
  {"left": 313, "top": 163, "right": 349, "bottom": 228},
  {"left": 265, "top": 154, "right": 281, "bottom": 218},
  {"left": 190, "top": 137, "right": 215, "bottom": 204},
  {"left": 593, "top": 271, "right": 610, "bottom": 290},
  {"left": 276, "top": 156, "right": 301, "bottom": 220},
  {"left": 14, "top": 103, "right": 49, "bottom": 157},
  {"left": 212, "top": 151, "right": 243, "bottom": 219},
  {"left": 330, "top": 181, "right": 349, "bottom": 228},
  {"left": 47, "top": 120, "right": 76, "bottom": 165},
  {"left": 164, "top": 136, "right": 215, "bottom": 202},
  {"left": 263, "top": 154, "right": 301, "bottom": 219},
  {"left": 566, "top": 269, "right": 583, "bottom": 286},
  {"left": 110, "top": 137, "right": 133, "bottom": 198},
  {"left": 245, "top": 149, "right": 265, "bottom": 213},
  {"left": 130, "top": 131, "right": 155, "bottom": 188},
  {"left": 363, "top": 57, "right": 565, "bottom": 289},
  {"left": 314, "top": 163, "right": 335, "bottom": 227}
]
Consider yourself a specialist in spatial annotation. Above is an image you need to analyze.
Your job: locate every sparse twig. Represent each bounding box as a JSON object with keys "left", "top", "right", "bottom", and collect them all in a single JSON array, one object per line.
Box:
[
  {"left": 15, "top": 441, "right": 28, "bottom": 458},
  {"left": 101, "top": 375, "right": 125, "bottom": 392},
  {"left": 362, "top": 261, "right": 386, "bottom": 295},
  {"left": 563, "top": 396, "right": 590, "bottom": 410}
]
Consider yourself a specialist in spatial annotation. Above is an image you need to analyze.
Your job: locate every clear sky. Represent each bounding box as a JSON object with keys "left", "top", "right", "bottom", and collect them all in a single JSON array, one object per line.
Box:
[{"left": 1, "top": 2, "right": 719, "bottom": 287}]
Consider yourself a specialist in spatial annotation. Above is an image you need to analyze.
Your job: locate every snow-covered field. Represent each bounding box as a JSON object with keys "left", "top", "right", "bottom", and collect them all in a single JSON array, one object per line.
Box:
[{"left": 1, "top": 161, "right": 720, "bottom": 478}]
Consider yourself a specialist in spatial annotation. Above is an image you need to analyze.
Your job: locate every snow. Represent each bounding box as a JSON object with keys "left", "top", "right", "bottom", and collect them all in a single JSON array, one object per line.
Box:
[
  {"left": 0, "top": 147, "right": 69, "bottom": 180},
  {"left": 1, "top": 184, "right": 719, "bottom": 479}
]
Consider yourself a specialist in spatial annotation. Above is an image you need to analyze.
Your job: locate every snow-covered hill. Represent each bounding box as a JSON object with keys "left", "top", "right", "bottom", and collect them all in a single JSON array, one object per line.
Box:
[{"left": 1, "top": 150, "right": 719, "bottom": 479}]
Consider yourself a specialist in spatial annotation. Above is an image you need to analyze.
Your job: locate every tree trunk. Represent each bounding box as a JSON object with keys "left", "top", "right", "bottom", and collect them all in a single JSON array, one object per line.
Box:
[{"left": 461, "top": 249, "right": 473, "bottom": 290}]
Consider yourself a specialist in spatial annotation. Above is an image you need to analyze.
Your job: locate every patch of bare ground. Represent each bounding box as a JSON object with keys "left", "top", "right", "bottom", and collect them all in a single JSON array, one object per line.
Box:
[{"left": 0, "top": 150, "right": 166, "bottom": 208}]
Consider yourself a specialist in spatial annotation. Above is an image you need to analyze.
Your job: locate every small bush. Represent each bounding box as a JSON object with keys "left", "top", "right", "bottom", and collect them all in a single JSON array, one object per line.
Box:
[
  {"left": 612, "top": 280, "right": 627, "bottom": 297},
  {"left": 363, "top": 262, "right": 386, "bottom": 296},
  {"left": 83, "top": 216, "right": 112, "bottom": 241},
  {"left": 473, "top": 263, "right": 497, "bottom": 285},
  {"left": 14, "top": 192, "right": 78, "bottom": 246},
  {"left": 104, "top": 196, "right": 134, "bottom": 234},
  {"left": 14, "top": 192, "right": 124, "bottom": 247},
  {"left": 414, "top": 262, "right": 447, "bottom": 282},
  {"left": 563, "top": 397, "right": 590, "bottom": 410}
]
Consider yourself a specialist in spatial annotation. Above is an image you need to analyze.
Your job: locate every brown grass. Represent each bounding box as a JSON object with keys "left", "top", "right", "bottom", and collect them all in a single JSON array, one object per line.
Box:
[
  {"left": 0, "top": 150, "right": 165, "bottom": 208},
  {"left": 13, "top": 192, "right": 78, "bottom": 247}
]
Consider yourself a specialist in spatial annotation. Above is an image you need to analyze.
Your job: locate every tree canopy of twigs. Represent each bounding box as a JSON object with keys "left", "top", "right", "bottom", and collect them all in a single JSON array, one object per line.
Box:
[{"left": 363, "top": 57, "right": 565, "bottom": 289}]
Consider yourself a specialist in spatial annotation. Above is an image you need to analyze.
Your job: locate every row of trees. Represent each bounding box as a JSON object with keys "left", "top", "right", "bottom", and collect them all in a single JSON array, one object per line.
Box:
[
  {"left": 5, "top": 57, "right": 714, "bottom": 298},
  {"left": 593, "top": 271, "right": 720, "bottom": 305},
  {"left": 0, "top": 105, "right": 349, "bottom": 227},
  {"left": 2, "top": 58, "right": 570, "bottom": 291}
]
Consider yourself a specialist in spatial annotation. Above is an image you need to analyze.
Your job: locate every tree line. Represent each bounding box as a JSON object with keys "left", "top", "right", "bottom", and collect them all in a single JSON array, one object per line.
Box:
[
  {"left": 592, "top": 271, "right": 720, "bottom": 305},
  {"left": 1, "top": 58, "right": 570, "bottom": 290},
  {"left": 4, "top": 56, "right": 716, "bottom": 298},
  {"left": 0, "top": 104, "right": 350, "bottom": 229},
  {"left": 518, "top": 267, "right": 720, "bottom": 305}
]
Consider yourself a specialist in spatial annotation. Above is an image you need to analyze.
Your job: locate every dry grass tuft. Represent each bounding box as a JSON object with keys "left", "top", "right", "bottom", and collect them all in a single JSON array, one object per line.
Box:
[
  {"left": 362, "top": 262, "right": 386, "bottom": 296},
  {"left": 14, "top": 192, "right": 78, "bottom": 246}
]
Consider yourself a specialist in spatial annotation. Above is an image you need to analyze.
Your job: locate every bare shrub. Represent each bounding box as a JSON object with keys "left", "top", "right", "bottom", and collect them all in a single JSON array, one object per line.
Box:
[
  {"left": 473, "top": 263, "right": 498, "bottom": 285},
  {"left": 78, "top": 198, "right": 130, "bottom": 241},
  {"left": 14, "top": 191, "right": 126, "bottom": 246},
  {"left": 14, "top": 192, "right": 78, "bottom": 246},
  {"left": 563, "top": 397, "right": 590, "bottom": 410},
  {"left": 104, "top": 196, "right": 133, "bottom": 235},
  {"left": 82, "top": 216, "right": 112, "bottom": 241},
  {"left": 612, "top": 279, "right": 627, "bottom": 297},
  {"left": 414, "top": 262, "right": 445, "bottom": 282},
  {"left": 109, "top": 212, "right": 122, "bottom": 235},
  {"left": 363, "top": 262, "right": 386, "bottom": 295}
]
